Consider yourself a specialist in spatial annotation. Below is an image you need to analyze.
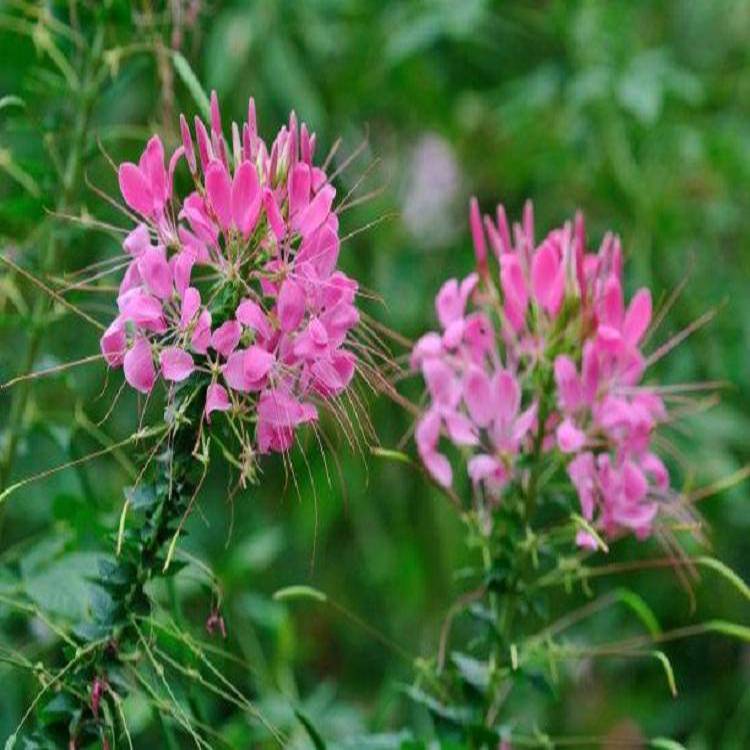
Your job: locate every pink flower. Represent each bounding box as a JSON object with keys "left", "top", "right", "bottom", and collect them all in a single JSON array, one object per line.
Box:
[
  {"left": 210, "top": 320, "right": 242, "bottom": 357},
  {"left": 205, "top": 159, "right": 262, "bottom": 237},
  {"left": 159, "top": 347, "right": 195, "bottom": 382},
  {"left": 100, "top": 318, "right": 127, "bottom": 367},
  {"left": 204, "top": 383, "right": 231, "bottom": 422},
  {"left": 118, "top": 136, "right": 169, "bottom": 219},
  {"left": 123, "top": 338, "right": 156, "bottom": 393},
  {"left": 103, "top": 94, "right": 360, "bottom": 468},
  {"left": 412, "top": 198, "right": 671, "bottom": 545}
]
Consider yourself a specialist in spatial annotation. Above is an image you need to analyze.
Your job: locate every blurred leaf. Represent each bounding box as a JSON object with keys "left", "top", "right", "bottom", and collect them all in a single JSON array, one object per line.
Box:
[
  {"left": 23, "top": 552, "right": 99, "bottom": 620},
  {"left": 614, "top": 587, "right": 661, "bottom": 637},
  {"left": 172, "top": 51, "right": 211, "bottom": 120},
  {"left": 295, "top": 709, "right": 328, "bottom": 750}
]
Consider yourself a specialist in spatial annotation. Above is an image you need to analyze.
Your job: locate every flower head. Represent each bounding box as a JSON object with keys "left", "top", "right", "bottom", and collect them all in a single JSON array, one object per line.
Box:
[
  {"left": 413, "top": 199, "right": 675, "bottom": 546},
  {"left": 103, "top": 94, "right": 359, "bottom": 476}
]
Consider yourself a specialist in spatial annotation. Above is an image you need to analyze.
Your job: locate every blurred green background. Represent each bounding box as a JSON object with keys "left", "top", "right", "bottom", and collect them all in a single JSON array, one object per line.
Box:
[{"left": 0, "top": 0, "right": 749, "bottom": 747}]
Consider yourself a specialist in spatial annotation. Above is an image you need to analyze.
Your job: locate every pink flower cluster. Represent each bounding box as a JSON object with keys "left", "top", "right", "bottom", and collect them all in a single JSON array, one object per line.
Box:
[
  {"left": 413, "top": 199, "right": 671, "bottom": 546},
  {"left": 101, "top": 93, "right": 358, "bottom": 454}
]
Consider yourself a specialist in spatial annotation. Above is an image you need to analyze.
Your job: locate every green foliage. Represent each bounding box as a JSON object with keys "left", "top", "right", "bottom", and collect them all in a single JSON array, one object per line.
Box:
[{"left": 1, "top": 1, "right": 749, "bottom": 748}]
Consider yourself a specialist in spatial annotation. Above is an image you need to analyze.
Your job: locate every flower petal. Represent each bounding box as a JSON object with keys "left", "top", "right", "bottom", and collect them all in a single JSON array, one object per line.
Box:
[{"left": 159, "top": 347, "right": 195, "bottom": 382}]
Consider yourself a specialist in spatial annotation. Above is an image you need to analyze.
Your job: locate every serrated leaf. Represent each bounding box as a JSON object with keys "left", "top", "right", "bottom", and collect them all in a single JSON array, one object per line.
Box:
[{"left": 124, "top": 484, "right": 157, "bottom": 511}]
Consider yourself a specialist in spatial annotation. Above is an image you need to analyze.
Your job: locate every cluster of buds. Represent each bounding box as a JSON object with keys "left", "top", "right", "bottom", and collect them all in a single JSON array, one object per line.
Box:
[
  {"left": 101, "top": 93, "right": 358, "bottom": 456},
  {"left": 412, "top": 199, "right": 671, "bottom": 547}
]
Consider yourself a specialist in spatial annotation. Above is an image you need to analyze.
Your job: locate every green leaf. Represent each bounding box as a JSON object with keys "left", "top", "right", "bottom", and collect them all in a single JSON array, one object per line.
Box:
[
  {"left": 24, "top": 552, "right": 100, "bottom": 620},
  {"left": 273, "top": 585, "right": 328, "bottom": 603},
  {"left": 614, "top": 587, "right": 661, "bottom": 636},
  {"left": 451, "top": 652, "right": 489, "bottom": 690},
  {"left": 703, "top": 619, "right": 750, "bottom": 642},
  {"left": 172, "top": 51, "right": 211, "bottom": 120},
  {"left": 295, "top": 709, "right": 327, "bottom": 750},
  {"left": 649, "top": 738, "right": 688, "bottom": 750},
  {"left": 403, "top": 686, "right": 474, "bottom": 725},
  {"left": 696, "top": 556, "right": 750, "bottom": 602},
  {"left": 650, "top": 650, "right": 677, "bottom": 697},
  {"left": 370, "top": 447, "right": 416, "bottom": 466},
  {"left": 124, "top": 484, "right": 157, "bottom": 511},
  {"left": 0, "top": 95, "right": 25, "bottom": 112}
]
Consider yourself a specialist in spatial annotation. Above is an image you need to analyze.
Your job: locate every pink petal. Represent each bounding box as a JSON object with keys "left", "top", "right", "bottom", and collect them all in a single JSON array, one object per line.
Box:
[
  {"left": 512, "top": 402, "right": 538, "bottom": 444},
  {"left": 231, "top": 161, "right": 261, "bottom": 236},
  {"left": 623, "top": 288, "right": 652, "bottom": 347},
  {"left": 463, "top": 367, "right": 494, "bottom": 427},
  {"left": 138, "top": 246, "right": 173, "bottom": 299},
  {"left": 469, "top": 197, "right": 487, "bottom": 268},
  {"left": 410, "top": 332, "right": 443, "bottom": 370},
  {"left": 180, "top": 287, "right": 201, "bottom": 328},
  {"left": 205, "top": 160, "right": 233, "bottom": 230},
  {"left": 435, "top": 279, "right": 462, "bottom": 328},
  {"left": 288, "top": 162, "right": 311, "bottom": 217},
  {"left": 118, "top": 289, "right": 165, "bottom": 332},
  {"left": 159, "top": 347, "right": 195, "bottom": 382},
  {"left": 499, "top": 255, "right": 528, "bottom": 330},
  {"left": 422, "top": 358, "right": 461, "bottom": 409},
  {"left": 205, "top": 383, "right": 231, "bottom": 422},
  {"left": 415, "top": 410, "right": 442, "bottom": 456},
  {"left": 444, "top": 412, "right": 478, "bottom": 446},
  {"left": 257, "top": 389, "right": 306, "bottom": 428},
  {"left": 236, "top": 298, "right": 272, "bottom": 339},
  {"left": 468, "top": 454, "right": 508, "bottom": 488},
  {"left": 277, "top": 279, "right": 306, "bottom": 332},
  {"left": 556, "top": 418, "right": 586, "bottom": 453},
  {"left": 172, "top": 251, "right": 195, "bottom": 297},
  {"left": 209, "top": 89, "right": 222, "bottom": 135},
  {"left": 294, "top": 184, "right": 335, "bottom": 239},
  {"left": 423, "top": 450, "right": 452, "bottom": 488},
  {"left": 642, "top": 452, "right": 669, "bottom": 491},
  {"left": 531, "top": 240, "right": 564, "bottom": 317},
  {"left": 243, "top": 345, "right": 275, "bottom": 385},
  {"left": 123, "top": 223, "right": 151, "bottom": 257},
  {"left": 554, "top": 355, "right": 583, "bottom": 412},
  {"left": 180, "top": 113, "right": 196, "bottom": 173},
  {"left": 194, "top": 116, "right": 213, "bottom": 171},
  {"left": 140, "top": 135, "right": 167, "bottom": 211},
  {"left": 263, "top": 188, "right": 286, "bottom": 240},
  {"left": 123, "top": 338, "right": 155, "bottom": 393},
  {"left": 191, "top": 309, "right": 212, "bottom": 353},
  {"left": 575, "top": 531, "right": 599, "bottom": 551},
  {"left": 222, "top": 350, "right": 251, "bottom": 392},
  {"left": 494, "top": 370, "right": 521, "bottom": 424},
  {"left": 118, "top": 163, "right": 153, "bottom": 216},
  {"left": 211, "top": 320, "right": 242, "bottom": 357},
  {"left": 100, "top": 318, "right": 127, "bottom": 367},
  {"left": 598, "top": 275, "right": 624, "bottom": 328}
]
